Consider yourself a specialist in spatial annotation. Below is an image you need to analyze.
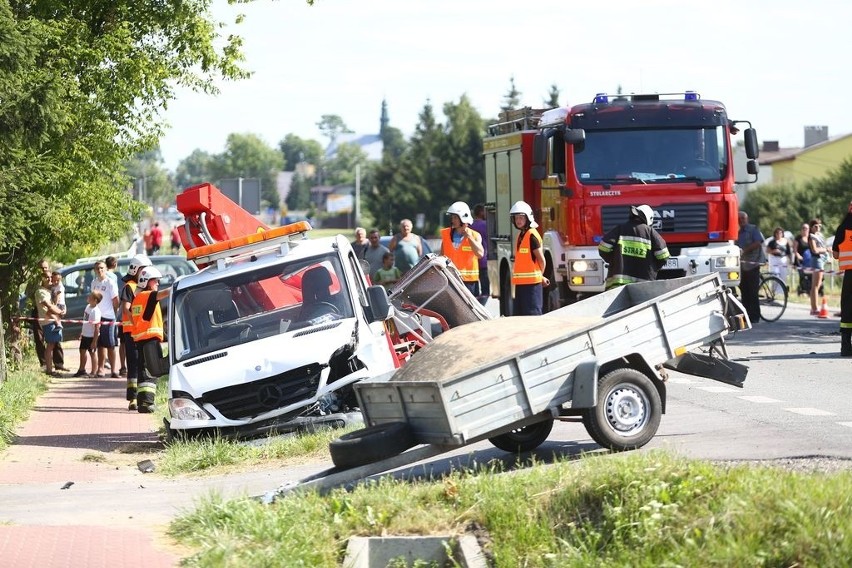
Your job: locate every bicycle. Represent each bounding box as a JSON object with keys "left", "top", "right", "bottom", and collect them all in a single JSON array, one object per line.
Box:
[{"left": 757, "top": 271, "right": 788, "bottom": 322}]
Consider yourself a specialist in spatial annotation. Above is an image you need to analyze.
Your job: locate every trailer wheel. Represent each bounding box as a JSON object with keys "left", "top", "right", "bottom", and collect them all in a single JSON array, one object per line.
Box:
[
  {"left": 488, "top": 418, "right": 554, "bottom": 453},
  {"left": 329, "top": 422, "right": 416, "bottom": 469},
  {"left": 582, "top": 368, "right": 661, "bottom": 452},
  {"left": 499, "top": 267, "right": 513, "bottom": 317}
]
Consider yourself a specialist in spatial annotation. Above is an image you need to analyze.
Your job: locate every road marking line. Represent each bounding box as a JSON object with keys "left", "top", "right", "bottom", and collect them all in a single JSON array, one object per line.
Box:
[
  {"left": 838, "top": 422, "right": 852, "bottom": 428},
  {"left": 667, "top": 377, "right": 694, "bottom": 384},
  {"left": 784, "top": 408, "right": 835, "bottom": 416},
  {"left": 697, "top": 386, "right": 739, "bottom": 393},
  {"left": 738, "top": 396, "right": 782, "bottom": 403}
]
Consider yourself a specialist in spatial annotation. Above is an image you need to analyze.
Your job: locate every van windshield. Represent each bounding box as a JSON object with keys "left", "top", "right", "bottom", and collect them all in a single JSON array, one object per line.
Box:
[{"left": 172, "top": 254, "right": 354, "bottom": 361}]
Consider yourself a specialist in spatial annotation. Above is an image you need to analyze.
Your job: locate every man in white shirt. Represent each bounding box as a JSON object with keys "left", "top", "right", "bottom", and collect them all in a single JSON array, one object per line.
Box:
[{"left": 90, "top": 260, "right": 120, "bottom": 377}]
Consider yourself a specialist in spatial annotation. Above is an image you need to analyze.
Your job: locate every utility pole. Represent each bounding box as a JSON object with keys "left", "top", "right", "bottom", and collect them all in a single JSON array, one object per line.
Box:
[{"left": 355, "top": 164, "right": 361, "bottom": 227}]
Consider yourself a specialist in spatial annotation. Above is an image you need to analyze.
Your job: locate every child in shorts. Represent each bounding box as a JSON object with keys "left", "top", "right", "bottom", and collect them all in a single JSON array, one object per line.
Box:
[
  {"left": 76, "top": 291, "right": 103, "bottom": 377},
  {"left": 50, "top": 270, "right": 66, "bottom": 328}
]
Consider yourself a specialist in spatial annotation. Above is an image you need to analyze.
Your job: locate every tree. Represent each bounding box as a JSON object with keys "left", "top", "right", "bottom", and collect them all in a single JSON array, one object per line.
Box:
[
  {"left": 212, "top": 133, "right": 285, "bottom": 209},
  {"left": 501, "top": 76, "right": 522, "bottom": 113},
  {"left": 544, "top": 84, "right": 560, "bottom": 107},
  {"left": 0, "top": 0, "right": 250, "bottom": 340},
  {"left": 176, "top": 149, "right": 216, "bottom": 190},
  {"left": 324, "top": 143, "right": 370, "bottom": 186},
  {"left": 278, "top": 134, "right": 323, "bottom": 172},
  {"left": 126, "top": 148, "right": 175, "bottom": 210},
  {"left": 316, "top": 114, "right": 353, "bottom": 146}
]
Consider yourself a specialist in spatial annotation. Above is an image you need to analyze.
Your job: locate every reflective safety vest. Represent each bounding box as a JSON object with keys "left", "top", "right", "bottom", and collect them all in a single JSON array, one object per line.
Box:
[
  {"left": 512, "top": 228, "right": 543, "bottom": 285},
  {"left": 131, "top": 290, "right": 164, "bottom": 342},
  {"left": 839, "top": 228, "right": 852, "bottom": 272},
  {"left": 120, "top": 280, "right": 138, "bottom": 332},
  {"left": 441, "top": 227, "right": 479, "bottom": 282}
]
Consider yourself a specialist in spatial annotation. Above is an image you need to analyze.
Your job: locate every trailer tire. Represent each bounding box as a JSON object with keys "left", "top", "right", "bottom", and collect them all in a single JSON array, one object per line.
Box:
[
  {"left": 329, "top": 422, "right": 416, "bottom": 469},
  {"left": 488, "top": 418, "right": 554, "bottom": 453},
  {"left": 582, "top": 367, "right": 661, "bottom": 452}
]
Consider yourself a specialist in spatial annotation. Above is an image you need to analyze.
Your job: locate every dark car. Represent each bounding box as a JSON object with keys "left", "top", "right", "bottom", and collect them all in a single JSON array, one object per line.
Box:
[{"left": 57, "top": 255, "right": 197, "bottom": 340}]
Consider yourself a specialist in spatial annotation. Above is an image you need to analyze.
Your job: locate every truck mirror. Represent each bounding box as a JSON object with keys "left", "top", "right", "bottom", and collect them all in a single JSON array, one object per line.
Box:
[
  {"left": 141, "top": 341, "right": 170, "bottom": 377},
  {"left": 563, "top": 128, "right": 586, "bottom": 145},
  {"left": 366, "top": 285, "right": 393, "bottom": 322},
  {"left": 531, "top": 165, "right": 547, "bottom": 180},
  {"left": 744, "top": 128, "right": 759, "bottom": 160},
  {"left": 746, "top": 160, "right": 759, "bottom": 175},
  {"left": 532, "top": 134, "right": 547, "bottom": 166}
]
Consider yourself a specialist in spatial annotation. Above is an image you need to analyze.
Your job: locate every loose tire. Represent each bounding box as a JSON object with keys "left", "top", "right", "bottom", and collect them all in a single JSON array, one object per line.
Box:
[
  {"left": 582, "top": 368, "right": 661, "bottom": 451},
  {"left": 329, "top": 422, "right": 416, "bottom": 469},
  {"left": 488, "top": 418, "right": 554, "bottom": 453}
]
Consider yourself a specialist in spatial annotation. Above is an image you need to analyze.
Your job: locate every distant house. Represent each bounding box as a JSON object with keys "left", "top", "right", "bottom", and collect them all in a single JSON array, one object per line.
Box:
[{"left": 735, "top": 126, "right": 852, "bottom": 202}]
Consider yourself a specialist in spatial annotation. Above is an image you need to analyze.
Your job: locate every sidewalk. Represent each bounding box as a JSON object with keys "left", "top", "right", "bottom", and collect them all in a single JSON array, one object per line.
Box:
[
  {"left": 0, "top": 341, "right": 180, "bottom": 567},
  {"left": 0, "top": 342, "right": 322, "bottom": 568}
]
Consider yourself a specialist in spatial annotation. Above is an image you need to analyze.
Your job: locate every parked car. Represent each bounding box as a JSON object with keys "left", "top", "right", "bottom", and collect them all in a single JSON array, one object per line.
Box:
[{"left": 55, "top": 255, "right": 197, "bottom": 340}]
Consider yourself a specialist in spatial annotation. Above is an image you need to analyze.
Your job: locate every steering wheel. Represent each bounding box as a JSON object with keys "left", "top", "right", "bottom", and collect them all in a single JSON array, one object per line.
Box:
[{"left": 302, "top": 301, "right": 341, "bottom": 320}]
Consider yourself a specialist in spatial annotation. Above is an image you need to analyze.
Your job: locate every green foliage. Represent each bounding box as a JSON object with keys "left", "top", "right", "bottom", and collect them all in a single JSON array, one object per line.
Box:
[
  {"left": 501, "top": 75, "right": 522, "bottom": 113},
  {"left": 544, "top": 84, "right": 561, "bottom": 107},
  {"left": 170, "top": 451, "right": 852, "bottom": 567},
  {"left": 175, "top": 149, "right": 216, "bottom": 190},
  {"left": 278, "top": 133, "right": 324, "bottom": 171},
  {"left": 0, "top": 360, "right": 50, "bottom": 450},
  {"left": 0, "top": 0, "right": 250, "bottom": 348},
  {"left": 367, "top": 97, "right": 485, "bottom": 236},
  {"left": 742, "top": 157, "right": 852, "bottom": 235},
  {"left": 211, "top": 133, "right": 285, "bottom": 208},
  {"left": 316, "top": 114, "right": 353, "bottom": 145}
]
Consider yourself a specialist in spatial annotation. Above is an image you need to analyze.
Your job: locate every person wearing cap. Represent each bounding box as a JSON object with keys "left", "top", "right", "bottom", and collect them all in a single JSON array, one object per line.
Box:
[
  {"left": 131, "top": 266, "right": 171, "bottom": 413},
  {"left": 599, "top": 204, "right": 670, "bottom": 290},
  {"left": 119, "top": 255, "right": 151, "bottom": 409},
  {"left": 831, "top": 200, "right": 852, "bottom": 356},
  {"left": 440, "top": 201, "right": 484, "bottom": 295},
  {"left": 509, "top": 201, "right": 549, "bottom": 315}
]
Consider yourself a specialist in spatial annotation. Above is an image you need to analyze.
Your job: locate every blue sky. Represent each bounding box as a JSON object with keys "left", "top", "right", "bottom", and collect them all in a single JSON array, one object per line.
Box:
[{"left": 158, "top": 0, "right": 852, "bottom": 170}]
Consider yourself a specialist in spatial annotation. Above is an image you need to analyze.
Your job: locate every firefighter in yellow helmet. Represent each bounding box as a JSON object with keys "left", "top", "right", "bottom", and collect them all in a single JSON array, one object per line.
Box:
[
  {"left": 831, "top": 200, "right": 852, "bottom": 356},
  {"left": 509, "top": 201, "right": 549, "bottom": 315},
  {"left": 440, "top": 201, "right": 484, "bottom": 296},
  {"left": 598, "top": 204, "right": 670, "bottom": 289},
  {"left": 130, "top": 266, "right": 170, "bottom": 413}
]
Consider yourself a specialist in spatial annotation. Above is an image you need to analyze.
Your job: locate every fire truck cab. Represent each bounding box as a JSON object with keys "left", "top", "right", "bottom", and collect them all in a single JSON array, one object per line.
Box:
[{"left": 484, "top": 91, "right": 760, "bottom": 316}]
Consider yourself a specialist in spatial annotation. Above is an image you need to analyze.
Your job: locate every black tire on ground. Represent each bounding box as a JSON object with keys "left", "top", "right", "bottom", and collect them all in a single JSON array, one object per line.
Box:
[
  {"left": 499, "top": 267, "right": 513, "bottom": 317},
  {"left": 488, "top": 418, "right": 554, "bottom": 453},
  {"left": 581, "top": 367, "right": 661, "bottom": 452},
  {"left": 329, "top": 422, "right": 416, "bottom": 469}
]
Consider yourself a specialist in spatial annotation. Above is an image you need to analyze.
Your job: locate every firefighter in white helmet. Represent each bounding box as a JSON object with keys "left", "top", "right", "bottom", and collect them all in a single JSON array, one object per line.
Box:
[
  {"left": 130, "top": 266, "right": 170, "bottom": 413},
  {"left": 598, "top": 204, "right": 670, "bottom": 289},
  {"left": 119, "top": 255, "right": 151, "bottom": 410},
  {"left": 440, "top": 201, "right": 484, "bottom": 296},
  {"left": 509, "top": 201, "right": 549, "bottom": 315}
]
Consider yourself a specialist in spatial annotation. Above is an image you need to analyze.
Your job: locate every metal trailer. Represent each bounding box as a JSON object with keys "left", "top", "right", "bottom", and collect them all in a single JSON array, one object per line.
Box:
[{"left": 266, "top": 274, "right": 748, "bottom": 499}]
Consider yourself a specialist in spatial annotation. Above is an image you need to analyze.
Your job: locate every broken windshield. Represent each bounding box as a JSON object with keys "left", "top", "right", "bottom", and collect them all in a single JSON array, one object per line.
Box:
[
  {"left": 171, "top": 253, "right": 354, "bottom": 362},
  {"left": 574, "top": 126, "right": 728, "bottom": 184}
]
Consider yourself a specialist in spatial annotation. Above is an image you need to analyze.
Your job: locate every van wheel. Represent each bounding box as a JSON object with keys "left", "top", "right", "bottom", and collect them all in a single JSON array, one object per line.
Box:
[
  {"left": 488, "top": 418, "right": 554, "bottom": 453},
  {"left": 329, "top": 422, "right": 416, "bottom": 469},
  {"left": 582, "top": 368, "right": 661, "bottom": 451}
]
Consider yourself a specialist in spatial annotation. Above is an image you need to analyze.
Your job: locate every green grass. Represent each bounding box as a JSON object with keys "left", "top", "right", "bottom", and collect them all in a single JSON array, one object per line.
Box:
[
  {"left": 0, "top": 360, "right": 50, "bottom": 451},
  {"left": 169, "top": 451, "right": 852, "bottom": 567}
]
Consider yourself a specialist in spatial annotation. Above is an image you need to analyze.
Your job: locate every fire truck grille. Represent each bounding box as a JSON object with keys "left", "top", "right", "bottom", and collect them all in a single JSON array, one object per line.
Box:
[
  {"left": 601, "top": 203, "right": 708, "bottom": 234},
  {"left": 201, "top": 363, "right": 324, "bottom": 420}
]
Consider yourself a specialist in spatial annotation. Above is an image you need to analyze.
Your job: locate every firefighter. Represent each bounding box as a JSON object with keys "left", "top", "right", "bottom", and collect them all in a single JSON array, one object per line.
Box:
[
  {"left": 599, "top": 204, "right": 670, "bottom": 289},
  {"left": 509, "top": 201, "right": 549, "bottom": 315},
  {"left": 120, "top": 254, "right": 151, "bottom": 410},
  {"left": 130, "top": 266, "right": 169, "bottom": 413},
  {"left": 831, "top": 200, "right": 852, "bottom": 356},
  {"left": 440, "top": 201, "right": 484, "bottom": 296}
]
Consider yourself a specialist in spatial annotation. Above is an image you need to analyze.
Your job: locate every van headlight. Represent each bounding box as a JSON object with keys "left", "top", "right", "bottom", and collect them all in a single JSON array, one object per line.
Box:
[
  {"left": 571, "top": 260, "right": 599, "bottom": 273},
  {"left": 714, "top": 256, "right": 739, "bottom": 268},
  {"left": 169, "top": 397, "right": 211, "bottom": 421}
]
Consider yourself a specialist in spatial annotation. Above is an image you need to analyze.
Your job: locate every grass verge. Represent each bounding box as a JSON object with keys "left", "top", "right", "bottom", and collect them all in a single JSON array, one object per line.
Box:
[
  {"left": 170, "top": 450, "right": 852, "bottom": 567},
  {"left": 0, "top": 361, "right": 50, "bottom": 452}
]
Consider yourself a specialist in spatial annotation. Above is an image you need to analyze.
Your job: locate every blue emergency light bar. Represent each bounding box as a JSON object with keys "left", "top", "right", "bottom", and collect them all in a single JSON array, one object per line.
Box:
[{"left": 592, "top": 91, "right": 701, "bottom": 103}]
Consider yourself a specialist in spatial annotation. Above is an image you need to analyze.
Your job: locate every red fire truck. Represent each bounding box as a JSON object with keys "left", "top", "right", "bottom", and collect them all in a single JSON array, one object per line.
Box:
[{"left": 483, "top": 91, "right": 760, "bottom": 315}]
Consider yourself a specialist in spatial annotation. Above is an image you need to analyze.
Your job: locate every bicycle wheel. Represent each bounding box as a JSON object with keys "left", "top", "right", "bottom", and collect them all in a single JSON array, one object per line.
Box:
[{"left": 758, "top": 275, "right": 787, "bottom": 322}]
